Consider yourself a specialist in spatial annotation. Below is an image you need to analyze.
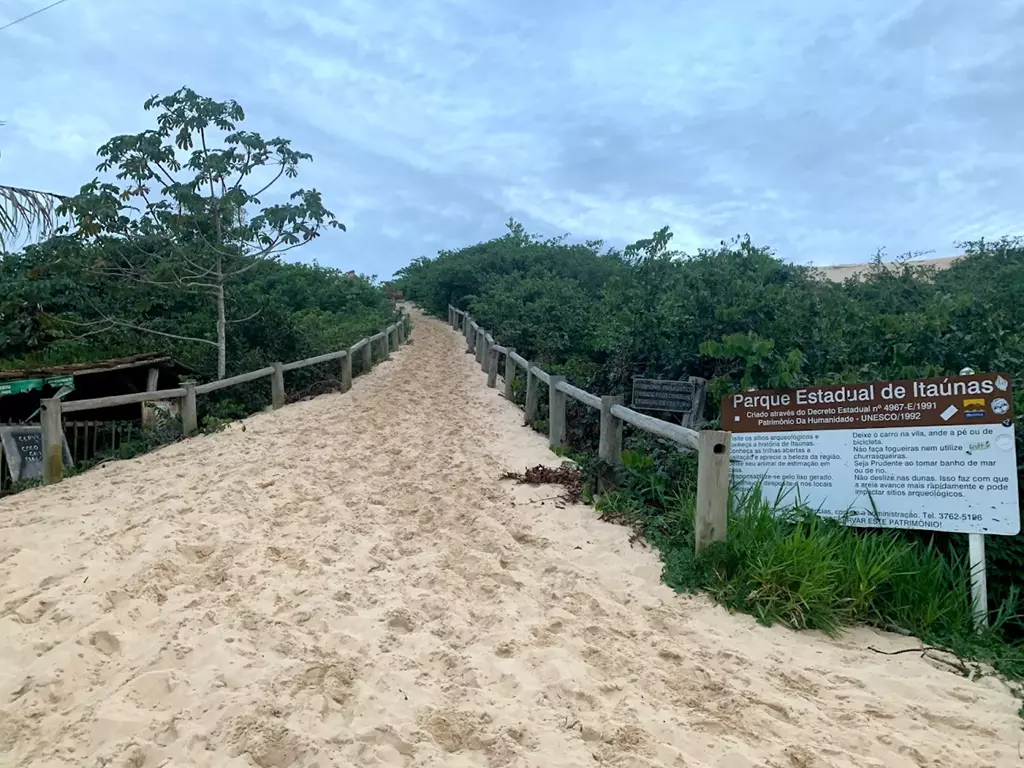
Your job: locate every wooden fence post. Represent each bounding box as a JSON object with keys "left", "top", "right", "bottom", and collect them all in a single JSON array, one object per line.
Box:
[
  {"left": 504, "top": 348, "right": 517, "bottom": 400},
  {"left": 475, "top": 330, "right": 485, "bottom": 365},
  {"left": 40, "top": 397, "right": 63, "bottom": 485},
  {"left": 525, "top": 362, "right": 539, "bottom": 426},
  {"left": 142, "top": 367, "right": 160, "bottom": 428},
  {"left": 271, "top": 362, "right": 286, "bottom": 409},
  {"left": 398, "top": 317, "right": 407, "bottom": 345},
  {"left": 361, "top": 339, "right": 373, "bottom": 374},
  {"left": 341, "top": 351, "right": 353, "bottom": 393},
  {"left": 695, "top": 430, "right": 731, "bottom": 553},
  {"left": 487, "top": 348, "right": 498, "bottom": 388},
  {"left": 181, "top": 383, "right": 198, "bottom": 434},
  {"left": 465, "top": 320, "right": 472, "bottom": 350},
  {"left": 599, "top": 395, "right": 623, "bottom": 465},
  {"left": 548, "top": 374, "right": 566, "bottom": 448},
  {"left": 481, "top": 336, "right": 491, "bottom": 372},
  {"left": 383, "top": 327, "right": 391, "bottom": 360}
]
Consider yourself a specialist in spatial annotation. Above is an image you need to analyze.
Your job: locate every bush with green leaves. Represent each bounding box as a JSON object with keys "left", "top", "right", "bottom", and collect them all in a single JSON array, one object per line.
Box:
[{"left": 397, "top": 221, "right": 1024, "bottom": 647}]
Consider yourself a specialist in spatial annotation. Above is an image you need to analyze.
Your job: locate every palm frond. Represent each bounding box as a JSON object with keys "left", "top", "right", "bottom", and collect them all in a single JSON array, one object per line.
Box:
[
  {"left": 0, "top": 120, "right": 69, "bottom": 251},
  {"left": 0, "top": 184, "right": 68, "bottom": 251}
]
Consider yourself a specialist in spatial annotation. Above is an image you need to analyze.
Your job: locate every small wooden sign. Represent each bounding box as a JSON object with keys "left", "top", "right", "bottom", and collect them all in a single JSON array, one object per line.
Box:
[
  {"left": 631, "top": 376, "right": 708, "bottom": 428},
  {"left": 0, "top": 426, "right": 72, "bottom": 482}
]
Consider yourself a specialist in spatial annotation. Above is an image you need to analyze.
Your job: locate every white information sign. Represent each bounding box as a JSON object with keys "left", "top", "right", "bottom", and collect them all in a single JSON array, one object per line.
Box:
[{"left": 721, "top": 374, "right": 1020, "bottom": 535}]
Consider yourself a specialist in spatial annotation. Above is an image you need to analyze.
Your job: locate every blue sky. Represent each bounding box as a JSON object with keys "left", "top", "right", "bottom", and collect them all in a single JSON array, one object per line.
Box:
[{"left": 2, "top": 0, "right": 1023, "bottom": 278}]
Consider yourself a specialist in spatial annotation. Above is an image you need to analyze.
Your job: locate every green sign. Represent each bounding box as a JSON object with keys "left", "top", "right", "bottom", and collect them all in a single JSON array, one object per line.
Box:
[
  {"left": 0, "top": 375, "right": 75, "bottom": 397},
  {"left": 45, "top": 375, "right": 75, "bottom": 390},
  {"left": 0, "top": 378, "right": 43, "bottom": 397}
]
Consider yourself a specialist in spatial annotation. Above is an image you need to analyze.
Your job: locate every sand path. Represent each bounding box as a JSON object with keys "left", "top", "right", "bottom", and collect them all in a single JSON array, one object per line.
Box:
[{"left": 0, "top": 311, "right": 1020, "bottom": 767}]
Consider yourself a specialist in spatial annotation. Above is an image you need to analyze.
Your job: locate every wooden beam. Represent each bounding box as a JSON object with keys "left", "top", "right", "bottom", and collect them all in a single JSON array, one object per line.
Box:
[
  {"left": 695, "top": 430, "right": 731, "bottom": 552},
  {"left": 487, "top": 348, "right": 498, "bottom": 388},
  {"left": 525, "top": 361, "right": 539, "bottom": 426},
  {"left": 271, "top": 362, "right": 286, "bottom": 409},
  {"left": 599, "top": 395, "right": 624, "bottom": 465},
  {"left": 341, "top": 349, "right": 353, "bottom": 393},
  {"left": 181, "top": 384, "right": 198, "bottom": 434},
  {"left": 361, "top": 337, "right": 373, "bottom": 374},
  {"left": 504, "top": 347, "right": 517, "bottom": 400},
  {"left": 548, "top": 374, "right": 566, "bottom": 448},
  {"left": 141, "top": 367, "right": 160, "bottom": 428},
  {"left": 40, "top": 398, "right": 63, "bottom": 485}
]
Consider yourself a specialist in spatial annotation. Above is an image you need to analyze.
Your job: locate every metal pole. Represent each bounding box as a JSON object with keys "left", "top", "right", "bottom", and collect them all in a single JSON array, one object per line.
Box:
[
  {"left": 969, "top": 534, "right": 988, "bottom": 629},
  {"left": 959, "top": 367, "right": 988, "bottom": 630}
]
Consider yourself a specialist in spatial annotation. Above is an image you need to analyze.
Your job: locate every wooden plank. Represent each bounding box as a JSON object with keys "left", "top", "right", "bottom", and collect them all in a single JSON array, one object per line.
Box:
[
  {"left": 548, "top": 375, "right": 566, "bottom": 447},
  {"left": 361, "top": 338, "right": 373, "bottom": 374},
  {"left": 509, "top": 351, "right": 528, "bottom": 369},
  {"left": 281, "top": 349, "right": 347, "bottom": 372},
  {"left": 480, "top": 333, "right": 490, "bottom": 372},
  {"left": 271, "top": 363, "right": 286, "bottom": 409},
  {"left": 525, "top": 361, "right": 539, "bottom": 426},
  {"left": 487, "top": 348, "right": 498, "bottom": 388},
  {"left": 40, "top": 398, "right": 63, "bottom": 485},
  {"left": 609, "top": 404, "right": 700, "bottom": 451},
  {"left": 504, "top": 347, "right": 517, "bottom": 400},
  {"left": 530, "top": 365, "right": 550, "bottom": 385},
  {"left": 492, "top": 344, "right": 507, "bottom": 355},
  {"left": 350, "top": 337, "right": 369, "bottom": 352},
  {"left": 555, "top": 380, "right": 600, "bottom": 409},
  {"left": 194, "top": 367, "right": 275, "bottom": 395},
  {"left": 181, "top": 384, "right": 198, "bottom": 434},
  {"left": 475, "top": 329, "right": 486, "bottom": 365},
  {"left": 695, "top": 430, "right": 731, "bottom": 552},
  {"left": 63, "top": 387, "right": 188, "bottom": 413},
  {"left": 142, "top": 367, "right": 160, "bottom": 428},
  {"left": 341, "top": 351, "right": 353, "bottom": 393},
  {"left": 599, "top": 395, "right": 624, "bottom": 465}
]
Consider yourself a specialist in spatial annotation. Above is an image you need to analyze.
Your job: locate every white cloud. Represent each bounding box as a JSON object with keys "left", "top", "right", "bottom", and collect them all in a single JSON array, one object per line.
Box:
[{"left": 2, "top": 0, "right": 1024, "bottom": 276}]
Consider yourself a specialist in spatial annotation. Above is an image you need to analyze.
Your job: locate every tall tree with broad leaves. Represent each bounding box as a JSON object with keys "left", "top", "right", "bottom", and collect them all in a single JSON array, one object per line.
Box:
[{"left": 59, "top": 88, "right": 345, "bottom": 378}]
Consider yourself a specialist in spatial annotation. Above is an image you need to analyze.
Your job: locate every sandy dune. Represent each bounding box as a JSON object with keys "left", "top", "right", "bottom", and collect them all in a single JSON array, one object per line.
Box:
[
  {"left": 0, "top": 311, "right": 1020, "bottom": 767},
  {"left": 812, "top": 256, "right": 959, "bottom": 282}
]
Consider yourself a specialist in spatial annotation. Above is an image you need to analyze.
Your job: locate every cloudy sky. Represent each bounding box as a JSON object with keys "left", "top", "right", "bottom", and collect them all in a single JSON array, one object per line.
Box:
[{"left": 2, "top": 0, "right": 1023, "bottom": 277}]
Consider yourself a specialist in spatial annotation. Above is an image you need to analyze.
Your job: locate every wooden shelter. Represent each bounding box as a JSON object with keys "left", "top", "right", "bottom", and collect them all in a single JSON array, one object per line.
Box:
[{"left": 0, "top": 353, "right": 194, "bottom": 424}]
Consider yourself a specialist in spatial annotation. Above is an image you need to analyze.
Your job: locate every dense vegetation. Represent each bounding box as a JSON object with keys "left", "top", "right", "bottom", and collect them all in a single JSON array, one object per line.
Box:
[
  {"left": 1, "top": 239, "right": 395, "bottom": 411},
  {"left": 397, "top": 220, "right": 1024, "bottom": 678}
]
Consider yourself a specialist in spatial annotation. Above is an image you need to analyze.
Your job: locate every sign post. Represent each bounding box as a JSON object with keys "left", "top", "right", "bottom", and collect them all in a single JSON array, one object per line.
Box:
[{"left": 721, "top": 372, "right": 1018, "bottom": 629}]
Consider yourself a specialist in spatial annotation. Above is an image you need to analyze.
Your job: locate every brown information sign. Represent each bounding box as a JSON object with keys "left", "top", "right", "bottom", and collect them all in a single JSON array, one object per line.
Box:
[
  {"left": 722, "top": 374, "right": 1014, "bottom": 433},
  {"left": 720, "top": 373, "right": 1019, "bottom": 535}
]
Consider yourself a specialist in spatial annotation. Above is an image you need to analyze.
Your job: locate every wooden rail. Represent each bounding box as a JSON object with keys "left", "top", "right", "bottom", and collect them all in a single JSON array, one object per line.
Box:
[
  {"left": 448, "top": 304, "right": 729, "bottom": 552},
  {"left": 63, "top": 388, "right": 188, "bottom": 413},
  {"left": 194, "top": 366, "right": 276, "bottom": 395},
  {"left": 39, "top": 313, "right": 412, "bottom": 486},
  {"left": 281, "top": 349, "right": 348, "bottom": 372}
]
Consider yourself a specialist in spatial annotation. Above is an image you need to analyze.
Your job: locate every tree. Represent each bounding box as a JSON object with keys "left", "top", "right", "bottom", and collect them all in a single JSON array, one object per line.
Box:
[
  {"left": 59, "top": 88, "right": 344, "bottom": 378},
  {"left": 0, "top": 122, "right": 67, "bottom": 250}
]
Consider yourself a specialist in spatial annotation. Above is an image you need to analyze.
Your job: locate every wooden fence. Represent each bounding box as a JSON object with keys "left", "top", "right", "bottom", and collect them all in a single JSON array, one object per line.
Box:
[
  {"left": 37, "top": 314, "right": 411, "bottom": 486},
  {"left": 448, "top": 305, "right": 731, "bottom": 552}
]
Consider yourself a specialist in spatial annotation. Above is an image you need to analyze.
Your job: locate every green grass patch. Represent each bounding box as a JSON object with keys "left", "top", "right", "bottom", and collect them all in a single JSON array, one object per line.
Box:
[{"left": 563, "top": 446, "right": 1024, "bottom": 699}]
